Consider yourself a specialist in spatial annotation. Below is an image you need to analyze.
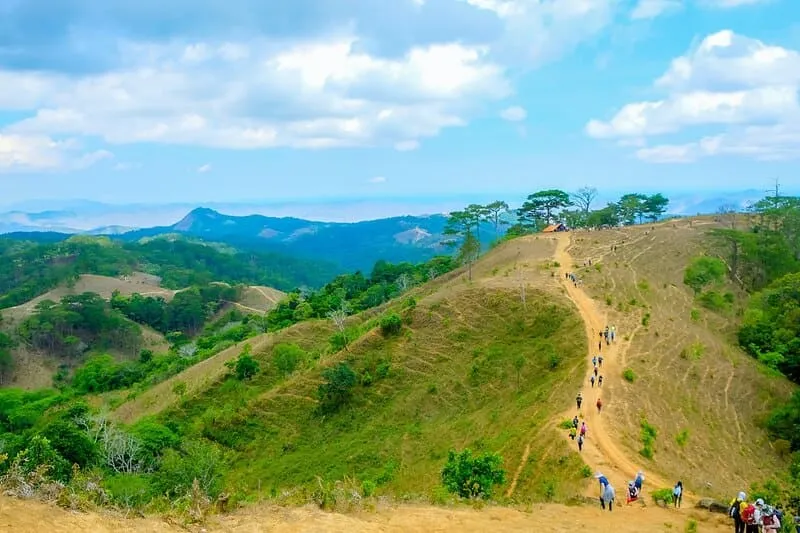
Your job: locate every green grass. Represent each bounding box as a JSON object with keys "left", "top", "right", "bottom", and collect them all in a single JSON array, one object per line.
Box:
[
  {"left": 675, "top": 429, "right": 689, "bottom": 447},
  {"left": 623, "top": 368, "right": 636, "bottom": 383},
  {"left": 159, "top": 288, "right": 587, "bottom": 503},
  {"left": 639, "top": 418, "right": 658, "bottom": 459}
]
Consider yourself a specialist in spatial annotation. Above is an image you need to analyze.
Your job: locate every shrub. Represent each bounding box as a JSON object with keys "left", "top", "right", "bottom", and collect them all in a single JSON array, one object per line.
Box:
[
  {"left": 231, "top": 345, "right": 259, "bottom": 380},
  {"left": 698, "top": 290, "right": 729, "bottom": 311},
  {"left": 379, "top": 314, "right": 403, "bottom": 337},
  {"left": 675, "top": 429, "right": 689, "bottom": 447},
  {"left": 580, "top": 465, "right": 593, "bottom": 478},
  {"left": 15, "top": 435, "right": 71, "bottom": 482},
  {"left": 683, "top": 256, "right": 726, "bottom": 294},
  {"left": 104, "top": 474, "right": 154, "bottom": 508},
  {"left": 651, "top": 487, "right": 674, "bottom": 506},
  {"left": 40, "top": 420, "right": 96, "bottom": 468},
  {"left": 273, "top": 343, "right": 306, "bottom": 376},
  {"left": 623, "top": 368, "right": 636, "bottom": 383},
  {"left": 690, "top": 308, "right": 700, "bottom": 321},
  {"left": 640, "top": 418, "right": 658, "bottom": 459},
  {"left": 558, "top": 419, "right": 574, "bottom": 430},
  {"left": 155, "top": 440, "right": 224, "bottom": 499},
  {"left": 376, "top": 361, "right": 391, "bottom": 379},
  {"left": 139, "top": 349, "right": 153, "bottom": 363},
  {"left": 441, "top": 448, "right": 506, "bottom": 499},
  {"left": 318, "top": 363, "right": 357, "bottom": 414},
  {"left": 172, "top": 381, "right": 187, "bottom": 396},
  {"left": 361, "top": 479, "right": 377, "bottom": 497},
  {"left": 642, "top": 313, "right": 651, "bottom": 327}
]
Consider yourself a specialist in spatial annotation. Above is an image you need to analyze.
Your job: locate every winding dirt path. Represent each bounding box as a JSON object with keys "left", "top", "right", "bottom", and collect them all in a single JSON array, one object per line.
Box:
[{"left": 553, "top": 234, "right": 672, "bottom": 498}]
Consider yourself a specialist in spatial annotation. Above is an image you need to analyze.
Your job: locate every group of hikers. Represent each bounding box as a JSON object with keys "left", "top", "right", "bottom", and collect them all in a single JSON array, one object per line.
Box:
[
  {"left": 728, "top": 491, "right": 799, "bottom": 532},
  {"left": 565, "top": 271, "right": 583, "bottom": 288},
  {"left": 593, "top": 471, "right": 656, "bottom": 511}
]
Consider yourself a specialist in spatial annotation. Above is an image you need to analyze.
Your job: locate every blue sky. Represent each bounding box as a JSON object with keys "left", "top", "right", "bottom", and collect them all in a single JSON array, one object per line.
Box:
[{"left": 1, "top": 0, "right": 799, "bottom": 208}]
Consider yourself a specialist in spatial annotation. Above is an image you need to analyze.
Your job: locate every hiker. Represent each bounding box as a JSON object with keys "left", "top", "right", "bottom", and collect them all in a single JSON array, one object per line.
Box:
[
  {"left": 576, "top": 392, "right": 583, "bottom": 409},
  {"left": 626, "top": 481, "right": 640, "bottom": 504},
  {"left": 590, "top": 375, "right": 596, "bottom": 388},
  {"left": 593, "top": 366, "right": 599, "bottom": 378},
  {"left": 634, "top": 471, "right": 645, "bottom": 495},
  {"left": 580, "top": 422, "right": 587, "bottom": 437},
  {"left": 673, "top": 481, "right": 683, "bottom": 508},
  {"left": 743, "top": 499, "right": 762, "bottom": 533},
  {"left": 569, "top": 426, "right": 577, "bottom": 440},
  {"left": 572, "top": 415, "right": 579, "bottom": 429},
  {"left": 592, "top": 356, "right": 597, "bottom": 367},
  {"left": 596, "top": 398, "right": 603, "bottom": 413},
  {"left": 600, "top": 482, "right": 616, "bottom": 511},
  {"left": 611, "top": 325, "right": 616, "bottom": 342},
  {"left": 577, "top": 433, "right": 584, "bottom": 452},
  {"left": 762, "top": 505, "right": 782, "bottom": 532},
  {"left": 598, "top": 355, "right": 604, "bottom": 367},
  {"left": 598, "top": 375, "right": 604, "bottom": 387},
  {"left": 730, "top": 492, "right": 748, "bottom": 533},
  {"left": 599, "top": 341, "right": 602, "bottom": 352}
]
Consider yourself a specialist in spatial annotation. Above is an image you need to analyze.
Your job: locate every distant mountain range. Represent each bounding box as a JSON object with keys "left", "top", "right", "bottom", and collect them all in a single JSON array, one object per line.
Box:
[{"left": 0, "top": 189, "right": 777, "bottom": 272}]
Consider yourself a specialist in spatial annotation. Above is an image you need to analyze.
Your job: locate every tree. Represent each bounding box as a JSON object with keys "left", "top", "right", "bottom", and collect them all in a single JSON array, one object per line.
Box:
[
  {"left": 617, "top": 193, "right": 647, "bottom": 225},
  {"left": 0, "top": 332, "right": 14, "bottom": 385},
  {"left": 586, "top": 204, "right": 620, "bottom": 229},
  {"left": 718, "top": 204, "right": 739, "bottom": 229},
  {"left": 518, "top": 189, "right": 573, "bottom": 227},
  {"left": 441, "top": 448, "right": 506, "bottom": 499},
  {"left": 643, "top": 193, "right": 669, "bottom": 222},
  {"left": 485, "top": 201, "right": 510, "bottom": 236},
  {"left": 459, "top": 232, "right": 481, "bottom": 281},
  {"left": 102, "top": 426, "right": 144, "bottom": 474},
  {"left": 465, "top": 204, "right": 490, "bottom": 239},
  {"left": 326, "top": 302, "right": 350, "bottom": 350},
  {"left": 318, "top": 362, "right": 357, "bottom": 413},
  {"left": 571, "top": 187, "right": 599, "bottom": 215},
  {"left": 233, "top": 345, "right": 260, "bottom": 380}
]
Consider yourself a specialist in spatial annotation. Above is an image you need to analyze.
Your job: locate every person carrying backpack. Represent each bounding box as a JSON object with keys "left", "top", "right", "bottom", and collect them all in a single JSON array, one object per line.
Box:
[
  {"left": 729, "top": 491, "right": 747, "bottom": 533},
  {"left": 673, "top": 481, "right": 683, "bottom": 508},
  {"left": 569, "top": 426, "right": 577, "bottom": 440},
  {"left": 600, "top": 482, "right": 616, "bottom": 511},
  {"left": 598, "top": 355, "right": 604, "bottom": 367},
  {"left": 596, "top": 397, "right": 603, "bottom": 414},
  {"left": 576, "top": 392, "right": 583, "bottom": 409},
  {"left": 742, "top": 499, "right": 760, "bottom": 533},
  {"left": 598, "top": 375, "right": 604, "bottom": 387},
  {"left": 590, "top": 375, "right": 596, "bottom": 388},
  {"left": 580, "top": 422, "right": 587, "bottom": 438},
  {"left": 577, "top": 433, "right": 584, "bottom": 452},
  {"left": 761, "top": 505, "right": 782, "bottom": 532},
  {"left": 592, "top": 356, "right": 597, "bottom": 367},
  {"left": 572, "top": 415, "right": 579, "bottom": 429}
]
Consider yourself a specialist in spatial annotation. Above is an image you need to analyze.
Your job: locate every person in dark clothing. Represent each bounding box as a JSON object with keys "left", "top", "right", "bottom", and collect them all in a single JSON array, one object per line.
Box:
[
  {"left": 598, "top": 355, "right": 604, "bottom": 367},
  {"left": 598, "top": 375, "right": 604, "bottom": 387},
  {"left": 590, "top": 375, "right": 596, "bottom": 388},
  {"left": 577, "top": 434, "right": 585, "bottom": 452},
  {"left": 598, "top": 341, "right": 602, "bottom": 352},
  {"left": 596, "top": 398, "right": 603, "bottom": 413},
  {"left": 576, "top": 393, "right": 583, "bottom": 409}
]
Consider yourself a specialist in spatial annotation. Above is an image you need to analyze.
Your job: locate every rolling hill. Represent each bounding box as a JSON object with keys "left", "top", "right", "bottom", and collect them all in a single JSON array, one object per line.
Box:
[
  {"left": 0, "top": 219, "right": 794, "bottom": 532},
  {"left": 120, "top": 207, "right": 482, "bottom": 272}
]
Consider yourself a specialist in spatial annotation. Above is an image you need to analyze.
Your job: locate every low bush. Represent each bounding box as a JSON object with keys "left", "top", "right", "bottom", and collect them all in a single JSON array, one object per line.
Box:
[{"left": 441, "top": 448, "right": 506, "bottom": 499}]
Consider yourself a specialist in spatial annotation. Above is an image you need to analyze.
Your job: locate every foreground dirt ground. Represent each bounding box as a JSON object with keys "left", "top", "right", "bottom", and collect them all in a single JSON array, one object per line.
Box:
[{"left": 0, "top": 496, "right": 734, "bottom": 532}]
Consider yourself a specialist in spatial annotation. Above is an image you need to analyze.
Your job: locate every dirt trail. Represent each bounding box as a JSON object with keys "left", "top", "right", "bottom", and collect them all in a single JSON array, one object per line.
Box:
[
  {"left": 0, "top": 496, "right": 732, "bottom": 532},
  {"left": 553, "top": 234, "right": 672, "bottom": 497}
]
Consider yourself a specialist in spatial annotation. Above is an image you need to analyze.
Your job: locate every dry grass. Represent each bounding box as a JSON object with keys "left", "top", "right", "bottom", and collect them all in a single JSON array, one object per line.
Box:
[
  {"left": 234, "top": 285, "right": 286, "bottom": 314},
  {"left": 567, "top": 219, "right": 795, "bottom": 498}
]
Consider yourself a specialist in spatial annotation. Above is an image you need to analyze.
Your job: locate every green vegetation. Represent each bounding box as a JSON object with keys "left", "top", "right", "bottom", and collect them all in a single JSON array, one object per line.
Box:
[
  {"left": 683, "top": 256, "right": 726, "bottom": 295},
  {"left": 639, "top": 418, "right": 657, "bottom": 459},
  {"left": 675, "top": 428, "right": 690, "bottom": 447},
  {"left": 651, "top": 487, "right": 674, "bottom": 506},
  {"left": 440, "top": 449, "right": 506, "bottom": 499},
  {"left": 623, "top": 368, "right": 636, "bottom": 383},
  {"left": 0, "top": 236, "right": 339, "bottom": 310}
]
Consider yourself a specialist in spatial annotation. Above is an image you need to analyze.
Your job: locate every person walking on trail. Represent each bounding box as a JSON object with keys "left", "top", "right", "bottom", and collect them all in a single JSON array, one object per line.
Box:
[
  {"left": 593, "top": 366, "right": 599, "bottom": 378},
  {"left": 595, "top": 473, "right": 609, "bottom": 489},
  {"left": 598, "top": 375, "right": 604, "bottom": 387},
  {"left": 743, "top": 499, "right": 763, "bottom": 533},
  {"left": 590, "top": 375, "right": 596, "bottom": 388},
  {"left": 673, "top": 481, "right": 683, "bottom": 508},
  {"left": 592, "top": 356, "right": 597, "bottom": 367},
  {"left": 634, "top": 471, "right": 645, "bottom": 494},
  {"left": 577, "top": 433, "right": 585, "bottom": 452},
  {"left": 600, "top": 482, "right": 616, "bottom": 511},
  {"left": 572, "top": 415, "right": 579, "bottom": 429},
  {"left": 611, "top": 325, "right": 617, "bottom": 342},
  {"left": 598, "top": 355, "right": 604, "bottom": 367},
  {"left": 580, "top": 422, "right": 587, "bottom": 438},
  {"left": 569, "top": 426, "right": 577, "bottom": 440},
  {"left": 729, "top": 491, "right": 748, "bottom": 533},
  {"left": 598, "top": 341, "right": 602, "bottom": 352},
  {"left": 596, "top": 398, "right": 603, "bottom": 414},
  {"left": 576, "top": 392, "right": 583, "bottom": 409},
  {"left": 761, "top": 505, "right": 782, "bottom": 532}
]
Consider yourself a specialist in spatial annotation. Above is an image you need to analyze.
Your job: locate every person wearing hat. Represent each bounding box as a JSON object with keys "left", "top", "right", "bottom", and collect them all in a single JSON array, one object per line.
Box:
[
  {"left": 761, "top": 504, "right": 782, "bottom": 532},
  {"left": 746, "top": 499, "right": 765, "bottom": 533}
]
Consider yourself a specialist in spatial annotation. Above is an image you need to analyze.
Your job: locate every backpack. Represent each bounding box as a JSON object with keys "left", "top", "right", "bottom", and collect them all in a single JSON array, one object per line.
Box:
[
  {"left": 762, "top": 514, "right": 776, "bottom": 527},
  {"left": 741, "top": 504, "right": 756, "bottom": 524},
  {"left": 729, "top": 501, "right": 741, "bottom": 519}
]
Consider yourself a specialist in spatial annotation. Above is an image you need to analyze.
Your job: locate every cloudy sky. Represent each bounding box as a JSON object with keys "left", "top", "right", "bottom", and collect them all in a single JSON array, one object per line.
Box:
[{"left": 1, "top": 0, "right": 799, "bottom": 206}]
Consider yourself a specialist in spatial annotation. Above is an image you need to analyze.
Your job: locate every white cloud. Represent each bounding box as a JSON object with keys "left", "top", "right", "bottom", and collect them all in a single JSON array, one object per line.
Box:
[
  {"left": 630, "top": 0, "right": 682, "bottom": 20},
  {"left": 394, "top": 140, "right": 421, "bottom": 151},
  {"left": 500, "top": 105, "right": 527, "bottom": 121},
  {"left": 368, "top": 176, "right": 387, "bottom": 183},
  {"left": 463, "top": 0, "right": 617, "bottom": 67},
  {"left": 0, "top": 134, "right": 111, "bottom": 172},
  {"left": 197, "top": 163, "right": 212, "bottom": 173},
  {"left": 0, "top": 36, "right": 510, "bottom": 153},
  {"left": 700, "top": 0, "right": 771, "bottom": 7},
  {"left": 586, "top": 31, "right": 800, "bottom": 161}
]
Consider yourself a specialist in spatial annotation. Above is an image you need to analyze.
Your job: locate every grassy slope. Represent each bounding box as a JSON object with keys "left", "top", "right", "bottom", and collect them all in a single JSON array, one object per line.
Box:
[
  {"left": 569, "top": 219, "right": 795, "bottom": 497},
  {"left": 119, "top": 236, "right": 590, "bottom": 502}
]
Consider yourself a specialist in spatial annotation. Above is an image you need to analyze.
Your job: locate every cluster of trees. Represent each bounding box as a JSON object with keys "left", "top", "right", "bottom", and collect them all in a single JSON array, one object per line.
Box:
[
  {"left": 18, "top": 293, "right": 143, "bottom": 357},
  {"left": 0, "top": 388, "right": 225, "bottom": 508},
  {"left": 0, "top": 235, "right": 339, "bottom": 310},
  {"left": 263, "top": 256, "right": 456, "bottom": 332},
  {"left": 111, "top": 283, "right": 240, "bottom": 335}
]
